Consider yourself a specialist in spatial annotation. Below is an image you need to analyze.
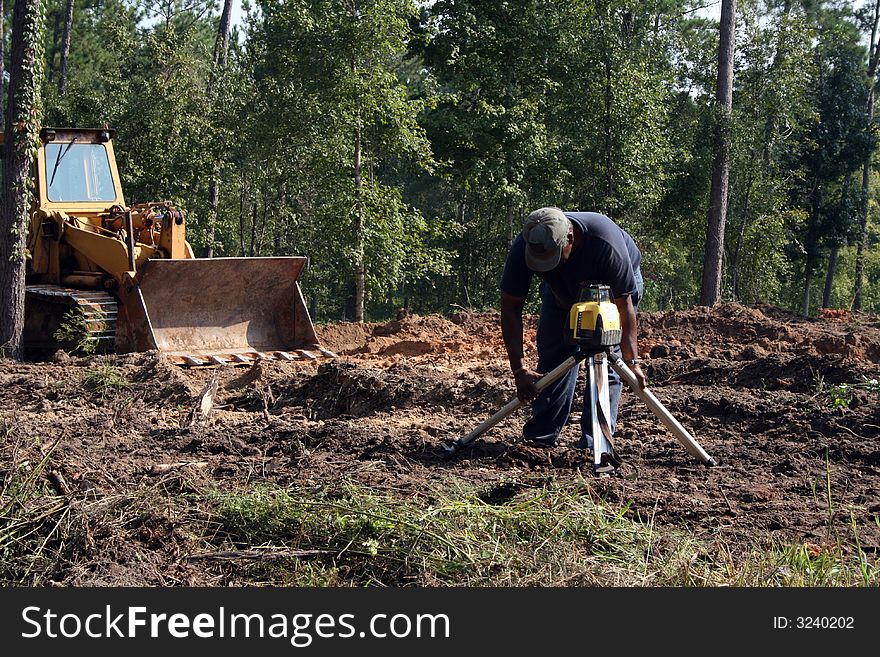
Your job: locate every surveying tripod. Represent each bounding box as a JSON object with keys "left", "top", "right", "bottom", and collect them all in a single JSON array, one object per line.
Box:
[
  {"left": 446, "top": 345, "right": 620, "bottom": 475},
  {"left": 443, "top": 285, "right": 716, "bottom": 475},
  {"left": 445, "top": 346, "right": 715, "bottom": 475}
]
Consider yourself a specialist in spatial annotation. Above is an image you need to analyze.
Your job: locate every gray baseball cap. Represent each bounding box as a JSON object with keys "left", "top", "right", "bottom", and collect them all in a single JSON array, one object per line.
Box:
[{"left": 522, "top": 207, "right": 571, "bottom": 272}]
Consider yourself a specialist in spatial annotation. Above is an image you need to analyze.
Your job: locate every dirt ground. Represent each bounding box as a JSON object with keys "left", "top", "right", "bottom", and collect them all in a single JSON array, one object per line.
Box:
[{"left": 2, "top": 302, "right": 879, "bottom": 585}]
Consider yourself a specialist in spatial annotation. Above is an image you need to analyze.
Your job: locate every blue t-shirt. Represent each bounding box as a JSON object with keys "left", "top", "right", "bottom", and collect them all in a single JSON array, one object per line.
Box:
[{"left": 500, "top": 212, "right": 641, "bottom": 309}]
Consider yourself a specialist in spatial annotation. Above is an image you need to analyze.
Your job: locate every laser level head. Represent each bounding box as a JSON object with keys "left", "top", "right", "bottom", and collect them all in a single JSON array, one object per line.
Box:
[{"left": 568, "top": 284, "right": 621, "bottom": 349}]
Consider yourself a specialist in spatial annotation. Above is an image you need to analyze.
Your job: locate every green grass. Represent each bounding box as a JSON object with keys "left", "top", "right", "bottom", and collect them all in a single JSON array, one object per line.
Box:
[
  {"left": 202, "top": 480, "right": 879, "bottom": 587},
  {"left": 81, "top": 365, "right": 132, "bottom": 399},
  {"left": 0, "top": 432, "right": 73, "bottom": 585}
]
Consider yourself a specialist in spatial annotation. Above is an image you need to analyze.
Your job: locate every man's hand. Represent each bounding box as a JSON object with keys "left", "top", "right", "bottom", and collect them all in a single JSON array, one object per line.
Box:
[
  {"left": 629, "top": 362, "right": 647, "bottom": 391},
  {"left": 514, "top": 368, "right": 541, "bottom": 402},
  {"left": 614, "top": 294, "right": 646, "bottom": 391}
]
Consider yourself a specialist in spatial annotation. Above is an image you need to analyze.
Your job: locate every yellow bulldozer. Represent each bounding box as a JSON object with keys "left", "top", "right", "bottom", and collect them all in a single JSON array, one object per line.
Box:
[{"left": 22, "top": 127, "right": 332, "bottom": 366}]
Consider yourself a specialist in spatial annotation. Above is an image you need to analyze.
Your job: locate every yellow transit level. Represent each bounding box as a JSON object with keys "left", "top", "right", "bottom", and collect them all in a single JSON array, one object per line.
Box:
[{"left": 569, "top": 284, "right": 622, "bottom": 349}]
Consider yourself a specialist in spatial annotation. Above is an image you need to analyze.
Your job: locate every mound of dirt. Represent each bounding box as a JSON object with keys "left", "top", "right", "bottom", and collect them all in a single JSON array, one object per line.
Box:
[
  {"left": 323, "top": 313, "right": 472, "bottom": 357},
  {"left": 638, "top": 303, "right": 880, "bottom": 365},
  {"left": 315, "top": 321, "right": 371, "bottom": 354}
]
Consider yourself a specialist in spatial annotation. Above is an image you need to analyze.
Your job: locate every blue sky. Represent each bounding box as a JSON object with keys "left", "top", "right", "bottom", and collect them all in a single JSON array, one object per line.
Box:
[{"left": 230, "top": 0, "right": 243, "bottom": 25}]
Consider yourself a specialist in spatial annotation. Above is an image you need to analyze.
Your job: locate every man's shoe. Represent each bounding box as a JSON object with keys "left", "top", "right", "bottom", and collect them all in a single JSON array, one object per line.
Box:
[
  {"left": 523, "top": 433, "right": 559, "bottom": 448},
  {"left": 577, "top": 435, "right": 594, "bottom": 449}
]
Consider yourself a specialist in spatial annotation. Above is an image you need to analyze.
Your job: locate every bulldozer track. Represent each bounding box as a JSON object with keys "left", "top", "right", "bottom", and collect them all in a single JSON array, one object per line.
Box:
[
  {"left": 166, "top": 347, "right": 338, "bottom": 367},
  {"left": 25, "top": 285, "right": 338, "bottom": 366},
  {"left": 26, "top": 285, "right": 118, "bottom": 352}
]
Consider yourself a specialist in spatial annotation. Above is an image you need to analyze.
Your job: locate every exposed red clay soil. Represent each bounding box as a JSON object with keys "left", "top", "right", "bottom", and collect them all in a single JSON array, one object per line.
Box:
[{"left": 2, "top": 302, "right": 879, "bottom": 584}]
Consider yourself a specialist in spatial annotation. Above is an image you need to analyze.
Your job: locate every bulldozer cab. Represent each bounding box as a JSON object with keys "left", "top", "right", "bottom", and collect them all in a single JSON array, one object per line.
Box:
[
  {"left": 37, "top": 128, "right": 125, "bottom": 210},
  {"left": 24, "top": 127, "right": 331, "bottom": 366}
]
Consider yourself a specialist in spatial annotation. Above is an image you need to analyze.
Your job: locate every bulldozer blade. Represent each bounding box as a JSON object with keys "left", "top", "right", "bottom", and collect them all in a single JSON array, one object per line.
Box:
[{"left": 120, "top": 257, "right": 325, "bottom": 364}]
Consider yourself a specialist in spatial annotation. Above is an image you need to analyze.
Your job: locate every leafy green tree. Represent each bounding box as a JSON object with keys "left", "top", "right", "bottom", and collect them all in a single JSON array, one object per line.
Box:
[
  {"left": 726, "top": 0, "right": 814, "bottom": 305},
  {"left": 1, "top": 0, "right": 46, "bottom": 359},
  {"left": 550, "top": 1, "right": 678, "bottom": 223},
  {"left": 46, "top": 0, "right": 229, "bottom": 247},
  {"left": 247, "top": 0, "right": 443, "bottom": 321},
  {"left": 853, "top": 0, "right": 880, "bottom": 310},
  {"left": 419, "top": 1, "right": 679, "bottom": 310},
  {"left": 789, "top": 12, "right": 873, "bottom": 314},
  {"left": 418, "top": 0, "right": 563, "bottom": 310},
  {"left": 203, "top": 0, "right": 235, "bottom": 258}
]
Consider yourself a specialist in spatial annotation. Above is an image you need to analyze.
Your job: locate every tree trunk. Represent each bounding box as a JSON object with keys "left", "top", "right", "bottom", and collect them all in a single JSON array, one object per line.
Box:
[
  {"left": 457, "top": 198, "right": 469, "bottom": 307},
  {"left": 801, "top": 253, "right": 814, "bottom": 317},
  {"left": 238, "top": 173, "right": 248, "bottom": 256},
  {"left": 249, "top": 199, "right": 258, "bottom": 257},
  {"left": 731, "top": 165, "right": 754, "bottom": 300},
  {"left": 0, "top": 0, "right": 5, "bottom": 127},
  {"left": 854, "top": 0, "right": 880, "bottom": 310},
  {"left": 46, "top": 7, "right": 59, "bottom": 83},
  {"left": 603, "top": 52, "right": 614, "bottom": 214},
  {"left": 0, "top": 0, "right": 46, "bottom": 360},
  {"left": 824, "top": 172, "right": 852, "bottom": 309},
  {"left": 800, "top": 178, "right": 826, "bottom": 316},
  {"left": 853, "top": 148, "right": 871, "bottom": 311},
  {"left": 699, "top": 0, "right": 736, "bottom": 306},
  {"left": 203, "top": 0, "right": 234, "bottom": 258},
  {"left": 256, "top": 189, "right": 269, "bottom": 255},
  {"left": 353, "top": 117, "right": 365, "bottom": 323},
  {"left": 205, "top": 180, "right": 218, "bottom": 257},
  {"left": 213, "top": 0, "right": 233, "bottom": 68},
  {"left": 822, "top": 247, "right": 839, "bottom": 309},
  {"left": 58, "top": 0, "right": 74, "bottom": 96}
]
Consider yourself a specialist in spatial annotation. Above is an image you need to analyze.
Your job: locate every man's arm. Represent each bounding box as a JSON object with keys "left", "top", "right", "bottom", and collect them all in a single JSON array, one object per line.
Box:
[
  {"left": 500, "top": 291, "right": 540, "bottom": 401},
  {"left": 614, "top": 294, "right": 646, "bottom": 391}
]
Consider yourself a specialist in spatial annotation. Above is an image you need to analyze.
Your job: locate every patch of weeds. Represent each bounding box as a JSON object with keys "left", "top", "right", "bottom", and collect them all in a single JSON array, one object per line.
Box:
[
  {"left": 0, "top": 433, "right": 73, "bottom": 585},
  {"left": 208, "top": 486, "right": 306, "bottom": 545},
  {"left": 53, "top": 308, "right": 101, "bottom": 356},
  {"left": 44, "top": 379, "right": 69, "bottom": 402},
  {"left": 813, "top": 372, "right": 878, "bottom": 409},
  {"left": 82, "top": 365, "right": 132, "bottom": 399},
  {"left": 826, "top": 383, "right": 853, "bottom": 408},
  {"left": 205, "top": 481, "right": 677, "bottom": 586},
  {"left": 748, "top": 541, "right": 877, "bottom": 586},
  {"left": 849, "top": 510, "right": 877, "bottom": 586},
  {"left": 202, "top": 480, "right": 880, "bottom": 588}
]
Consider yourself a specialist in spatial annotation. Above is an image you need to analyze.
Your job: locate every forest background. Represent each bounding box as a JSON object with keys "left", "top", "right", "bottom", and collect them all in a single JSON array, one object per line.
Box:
[{"left": 12, "top": 0, "right": 880, "bottom": 322}]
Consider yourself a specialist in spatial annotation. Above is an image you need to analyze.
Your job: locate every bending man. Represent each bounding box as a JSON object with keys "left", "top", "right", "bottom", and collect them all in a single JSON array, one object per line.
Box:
[{"left": 499, "top": 207, "right": 645, "bottom": 448}]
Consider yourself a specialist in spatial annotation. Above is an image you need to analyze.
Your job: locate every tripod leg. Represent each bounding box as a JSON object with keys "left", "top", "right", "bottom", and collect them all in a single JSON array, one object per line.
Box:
[
  {"left": 607, "top": 352, "right": 716, "bottom": 466},
  {"left": 591, "top": 353, "right": 621, "bottom": 475},
  {"left": 450, "top": 355, "right": 581, "bottom": 451},
  {"left": 586, "top": 354, "right": 602, "bottom": 453}
]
